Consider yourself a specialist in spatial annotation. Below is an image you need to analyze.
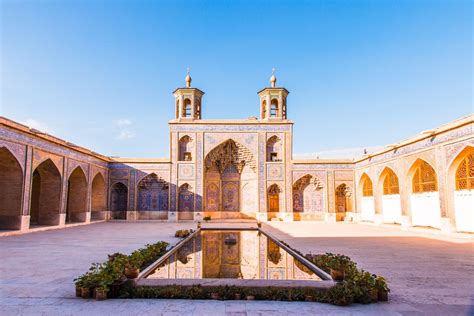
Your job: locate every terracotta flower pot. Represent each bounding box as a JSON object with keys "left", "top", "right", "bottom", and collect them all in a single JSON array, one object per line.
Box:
[
  {"left": 95, "top": 288, "right": 107, "bottom": 301},
  {"left": 75, "top": 286, "right": 82, "bottom": 297},
  {"left": 330, "top": 269, "right": 345, "bottom": 281},
  {"left": 370, "top": 289, "right": 379, "bottom": 303},
  {"left": 80, "top": 287, "right": 91, "bottom": 299},
  {"left": 378, "top": 290, "right": 389, "bottom": 302},
  {"left": 305, "top": 295, "right": 313, "bottom": 302},
  {"left": 124, "top": 267, "right": 140, "bottom": 279},
  {"left": 211, "top": 292, "right": 220, "bottom": 300},
  {"left": 246, "top": 295, "right": 255, "bottom": 301},
  {"left": 234, "top": 293, "right": 241, "bottom": 300}
]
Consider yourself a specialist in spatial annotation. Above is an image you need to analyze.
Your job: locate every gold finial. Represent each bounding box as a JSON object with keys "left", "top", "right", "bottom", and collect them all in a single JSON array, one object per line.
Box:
[
  {"left": 185, "top": 68, "right": 192, "bottom": 88},
  {"left": 270, "top": 68, "right": 277, "bottom": 88}
]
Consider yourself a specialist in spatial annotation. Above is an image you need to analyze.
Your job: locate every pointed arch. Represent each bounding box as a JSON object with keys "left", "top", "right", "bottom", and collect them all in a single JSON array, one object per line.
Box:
[
  {"left": 266, "top": 135, "right": 282, "bottom": 162},
  {"left": 359, "top": 173, "right": 375, "bottom": 222},
  {"left": 178, "top": 135, "right": 193, "bottom": 161},
  {"left": 178, "top": 183, "right": 194, "bottom": 212},
  {"left": 378, "top": 167, "right": 402, "bottom": 224},
  {"left": 335, "top": 183, "right": 353, "bottom": 218},
  {"left": 110, "top": 182, "right": 128, "bottom": 219},
  {"left": 270, "top": 99, "right": 279, "bottom": 117},
  {"left": 183, "top": 98, "right": 192, "bottom": 118},
  {"left": 137, "top": 173, "right": 169, "bottom": 211},
  {"left": 448, "top": 146, "right": 474, "bottom": 232},
  {"left": 205, "top": 139, "right": 256, "bottom": 173},
  {"left": 452, "top": 146, "right": 474, "bottom": 191},
  {"left": 360, "top": 173, "right": 373, "bottom": 197},
  {"left": 66, "top": 166, "right": 88, "bottom": 223},
  {"left": 409, "top": 159, "right": 438, "bottom": 193},
  {"left": 267, "top": 183, "right": 282, "bottom": 220},
  {"left": 91, "top": 172, "right": 107, "bottom": 220},
  {"left": 408, "top": 159, "right": 440, "bottom": 228},
  {"left": 292, "top": 174, "right": 324, "bottom": 214},
  {"left": 0, "top": 147, "right": 23, "bottom": 230},
  {"left": 261, "top": 99, "right": 267, "bottom": 118},
  {"left": 379, "top": 167, "right": 399, "bottom": 195},
  {"left": 30, "top": 159, "right": 62, "bottom": 227},
  {"left": 204, "top": 139, "right": 257, "bottom": 219}
]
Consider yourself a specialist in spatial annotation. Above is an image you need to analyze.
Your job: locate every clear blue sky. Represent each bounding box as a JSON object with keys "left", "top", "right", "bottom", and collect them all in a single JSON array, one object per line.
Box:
[{"left": 1, "top": 0, "right": 472, "bottom": 158}]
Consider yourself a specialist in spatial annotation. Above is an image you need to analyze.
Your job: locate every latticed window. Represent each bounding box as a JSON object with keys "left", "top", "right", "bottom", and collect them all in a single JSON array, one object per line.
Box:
[
  {"left": 412, "top": 160, "right": 437, "bottom": 193},
  {"left": 383, "top": 169, "right": 399, "bottom": 195},
  {"left": 361, "top": 174, "right": 373, "bottom": 197},
  {"left": 456, "top": 152, "right": 474, "bottom": 190}
]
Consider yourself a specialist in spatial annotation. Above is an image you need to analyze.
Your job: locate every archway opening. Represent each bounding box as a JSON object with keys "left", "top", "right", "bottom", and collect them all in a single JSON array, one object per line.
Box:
[
  {"left": 335, "top": 184, "right": 352, "bottom": 221},
  {"left": 379, "top": 168, "right": 401, "bottom": 224},
  {"left": 360, "top": 173, "right": 375, "bottom": 222},
  {"left": 270, "top": 99, "right": 278, "bottom": 117},
  {"left": 409, "top": 159, "right": 440, "bottom": 228},
  {"left": 110, "top": 182, "right": 128, "bottom": 220},
  {"left": 204, "top": 139, "right": 257, "bottom": 219},
  {"left": 0, "top": 147, "right": 23, "bottom": 230},
  {"left": 66, "top": 167, "right": 88, "bottom": 223},
  {"left": 30, "top": 159, "right": 61, "bottom": 227},
  {"left": 183, "top": 98, "right": 192, "bottom": 118},
  {"left": 451, "top": 147, "right": 474, "bottom": 232},
  {"left": 91, "top": 173, "right": 107, "bottom": 221}
]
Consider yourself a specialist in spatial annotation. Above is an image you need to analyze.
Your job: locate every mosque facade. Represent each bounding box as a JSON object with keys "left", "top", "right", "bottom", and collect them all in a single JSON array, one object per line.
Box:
[{"left": 0, "top": 72, "right": 473, "bottom": 235}]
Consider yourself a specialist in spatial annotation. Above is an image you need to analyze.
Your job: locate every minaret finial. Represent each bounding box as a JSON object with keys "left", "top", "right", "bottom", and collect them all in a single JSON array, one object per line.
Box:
[
  {"left": 185, "top": 68, "right": 192, "bottom": 88},
  {"left": 270, "top": 68, "right": 277, "bottom": 88}
]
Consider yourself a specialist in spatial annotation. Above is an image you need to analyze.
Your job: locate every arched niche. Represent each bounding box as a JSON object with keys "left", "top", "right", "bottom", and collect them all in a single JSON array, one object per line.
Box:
[
  {"left": 110, "top": 182, "right": 128, "bottom": 220},
  {"left": 91, "top": 173, "right": 107, "bottom": 220},
  {"left": 266, "top": 135, "right": 282, "bottom": 162},
  {"left": 30, "top": 159, "right": 62, "bottom": 227},
  {"left": 359, "top": 173, "right": 375, "bottom": 222},
  {"left": 0, "top": 147, "right": 23, "bottom": 230},
  {"left": 137, "top": 173, "right": 169, "bottom": 211},
  {"left": 178, "top": 135, "right": 193, "bottom": 161}
]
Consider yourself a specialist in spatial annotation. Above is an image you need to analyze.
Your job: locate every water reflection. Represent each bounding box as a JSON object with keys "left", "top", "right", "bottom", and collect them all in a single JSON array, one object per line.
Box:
[{"left": 146, "top": 230, "right": 321, "bottom": 281}]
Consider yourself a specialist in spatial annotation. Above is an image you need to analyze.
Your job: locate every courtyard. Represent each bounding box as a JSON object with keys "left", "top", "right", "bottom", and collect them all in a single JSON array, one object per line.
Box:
[{"left": 0, "top": 221, "right": 472, "bottom": 315}]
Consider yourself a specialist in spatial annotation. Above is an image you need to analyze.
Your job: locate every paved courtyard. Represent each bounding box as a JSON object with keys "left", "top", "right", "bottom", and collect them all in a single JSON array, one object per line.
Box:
[{"left": 0, "top": 221, "right": 473, "bottom": 315}]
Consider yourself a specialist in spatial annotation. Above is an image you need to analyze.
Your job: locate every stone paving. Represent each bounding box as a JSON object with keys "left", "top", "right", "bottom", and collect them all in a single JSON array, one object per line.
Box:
[{"left": 0, "top": 221, "right": 473, "bottom": 315}]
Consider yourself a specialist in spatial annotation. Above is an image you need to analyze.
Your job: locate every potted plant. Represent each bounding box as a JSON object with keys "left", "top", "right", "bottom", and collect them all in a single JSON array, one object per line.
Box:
[
  {"left": 203, "top": 215, "right": 211, "bottom": 222},
  {"left": 327, "top": 253, "right": 353, "bottom": 281},
  {"left": 375, "top": 276, "right": 390, "bottom": 301},
  {"left": 124, "top": 264, "right": 140, "bottom": 279},
  {"left": 94, "top": 286, "right": 108, "bottom": 301}
]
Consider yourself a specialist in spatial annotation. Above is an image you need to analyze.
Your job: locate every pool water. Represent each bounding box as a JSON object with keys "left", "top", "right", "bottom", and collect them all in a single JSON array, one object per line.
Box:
[{"left": 144, "top": 229, "right": 326, "bottom": 281}]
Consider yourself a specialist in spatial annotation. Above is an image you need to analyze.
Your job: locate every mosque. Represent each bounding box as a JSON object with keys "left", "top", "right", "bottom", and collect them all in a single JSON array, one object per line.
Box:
[{"left": 0, "top": 72, "right": 473, "bottom": 235}]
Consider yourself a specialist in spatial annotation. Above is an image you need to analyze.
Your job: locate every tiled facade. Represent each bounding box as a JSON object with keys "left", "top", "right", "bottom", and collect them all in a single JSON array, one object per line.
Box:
[{"left": 0, "top": 74, "right": 473, "bottom": 235}]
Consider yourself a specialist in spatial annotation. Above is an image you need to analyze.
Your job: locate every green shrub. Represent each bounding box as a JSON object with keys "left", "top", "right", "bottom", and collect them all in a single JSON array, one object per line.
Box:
[
  {"left": 305, "top": 252, "right": 390, "bottom": 304},
  {"left": 74, "top": 241, "right": 169, "bottom": 294}
]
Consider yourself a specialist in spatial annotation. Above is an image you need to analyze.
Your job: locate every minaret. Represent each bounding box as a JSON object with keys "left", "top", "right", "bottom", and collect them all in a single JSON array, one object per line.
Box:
[
  {"left": 257, "top": 69, "right": 289, "bottom": 120},
  {"left": 173, "top": 69, "right": 205, "bottom": 120}
]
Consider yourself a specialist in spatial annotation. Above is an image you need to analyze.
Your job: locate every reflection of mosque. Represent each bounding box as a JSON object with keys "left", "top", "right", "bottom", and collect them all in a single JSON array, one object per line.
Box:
[{"left": 147, "top": 230, "right": 321, "bottom": 281}]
